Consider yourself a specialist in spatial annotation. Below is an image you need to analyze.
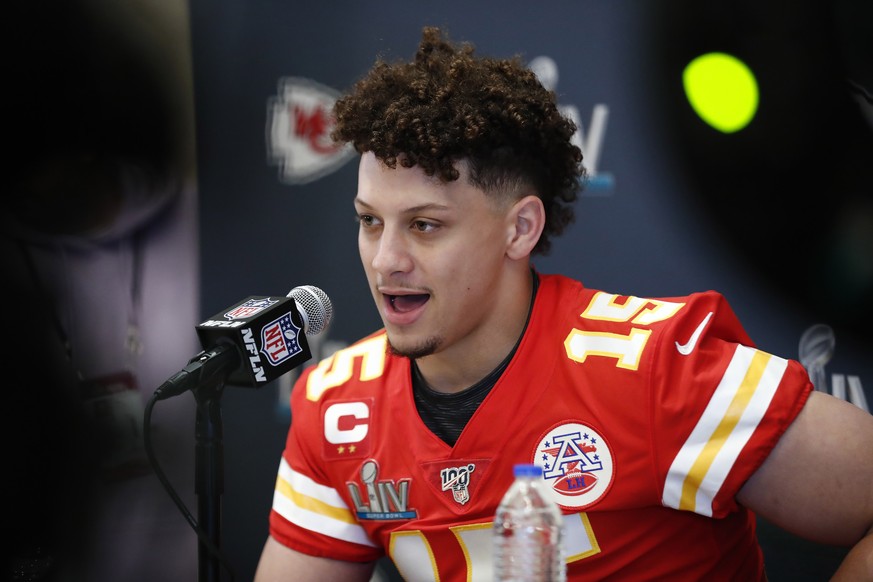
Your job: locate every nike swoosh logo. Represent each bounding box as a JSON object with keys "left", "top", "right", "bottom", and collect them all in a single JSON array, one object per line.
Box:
[{"left": 675, "top": 311, "right": 714, "bottom": 355}]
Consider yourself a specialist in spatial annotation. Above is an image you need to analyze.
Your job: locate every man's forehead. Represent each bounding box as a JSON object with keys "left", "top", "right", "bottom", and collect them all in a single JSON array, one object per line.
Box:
[
  {"left": 359, "top": 151, "right": 471, "bottom": 178},
  {"left": 358, "top": 152, "right": 470, "bottom": 190},
  {"left": 357, "top": 153, "right": 478, "bottom": 201}
]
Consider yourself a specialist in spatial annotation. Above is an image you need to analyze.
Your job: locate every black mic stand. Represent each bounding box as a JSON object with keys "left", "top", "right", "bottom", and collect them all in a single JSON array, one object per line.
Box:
[
  {"left": 193, "top": 375, "right": 226, "bottom": 582},
  {"left": 159, "top": 345, "right": 238, "bottom": 582}
]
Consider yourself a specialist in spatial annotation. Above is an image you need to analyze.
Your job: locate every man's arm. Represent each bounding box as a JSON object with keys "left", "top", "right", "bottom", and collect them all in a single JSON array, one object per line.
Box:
[
  {"left": 737, "top": 390, "right": 873, "bottom": 580},
  {"left": 253, "top": 536, "right": 377, "bottom": 582}
]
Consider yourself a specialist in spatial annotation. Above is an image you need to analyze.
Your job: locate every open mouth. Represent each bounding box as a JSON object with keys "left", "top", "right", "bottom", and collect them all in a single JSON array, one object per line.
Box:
[{"left": 387, "top": 294, "right": 430, "bottom": 313}]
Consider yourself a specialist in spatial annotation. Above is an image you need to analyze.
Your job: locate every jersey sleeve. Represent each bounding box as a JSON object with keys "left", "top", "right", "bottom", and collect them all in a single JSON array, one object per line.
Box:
[
  {"left": 266, "top": 362, "right": 383, "bottom": 562},
  {"left": 649, "top": 291, "right": 812, "bottom": 518}
]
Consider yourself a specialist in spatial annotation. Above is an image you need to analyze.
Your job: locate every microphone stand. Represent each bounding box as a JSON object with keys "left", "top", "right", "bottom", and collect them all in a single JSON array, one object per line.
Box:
[
  {"left": 148, "top": 345, "right": 238, "bottom": 582},
  {"left": 158, "top": 345, "right": 238, "bottom": 582},
  {"left": 193, "top": 376, "right": 226, "bottom": 582}
]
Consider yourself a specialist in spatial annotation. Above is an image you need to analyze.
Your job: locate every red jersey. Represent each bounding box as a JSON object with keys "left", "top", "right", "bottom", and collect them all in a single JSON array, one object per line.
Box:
[{"left": 267, "top": 273, "right": 812, "bottom": 580}]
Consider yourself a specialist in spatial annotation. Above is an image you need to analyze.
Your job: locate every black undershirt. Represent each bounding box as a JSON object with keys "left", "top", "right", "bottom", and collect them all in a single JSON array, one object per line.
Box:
[{"left": 411, "top": 272, "right": 539, "bottom": 446}]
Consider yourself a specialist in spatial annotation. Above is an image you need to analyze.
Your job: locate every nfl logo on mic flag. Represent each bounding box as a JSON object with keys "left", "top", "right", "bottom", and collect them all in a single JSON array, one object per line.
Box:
[
  {"left": 260, "top": 312, "right": 303, "bottom": 366},
  {"left": 196, "top": 296, "right": 311, "bottom": 387}
]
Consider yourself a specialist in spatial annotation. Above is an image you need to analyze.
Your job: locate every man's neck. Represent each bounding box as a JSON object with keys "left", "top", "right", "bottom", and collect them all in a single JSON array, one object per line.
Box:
[{"left": 414, "top": 267, "right": 535, "bottom": 394}]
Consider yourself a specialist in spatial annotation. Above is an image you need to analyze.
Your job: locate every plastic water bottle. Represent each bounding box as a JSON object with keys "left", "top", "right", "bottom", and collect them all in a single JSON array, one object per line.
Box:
[{"left": 493, "top": 463, "right": 566, "bottom": 581}]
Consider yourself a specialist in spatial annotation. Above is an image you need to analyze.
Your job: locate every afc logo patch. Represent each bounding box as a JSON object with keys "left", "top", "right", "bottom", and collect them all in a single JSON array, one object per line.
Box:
[{"left": 534, "top": 421, "right": 614, "bottom": 509}]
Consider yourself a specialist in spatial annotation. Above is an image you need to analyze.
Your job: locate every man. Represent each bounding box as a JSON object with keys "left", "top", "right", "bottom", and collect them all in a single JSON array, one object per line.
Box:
[{"left": 255, "top": 27, "right": 873, "bottom": 581}]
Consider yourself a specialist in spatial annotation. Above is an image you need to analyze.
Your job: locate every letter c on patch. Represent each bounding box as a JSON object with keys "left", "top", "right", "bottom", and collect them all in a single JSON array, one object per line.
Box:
[{"left": 324, "top": 401, "right": 369, "bottom": 444}]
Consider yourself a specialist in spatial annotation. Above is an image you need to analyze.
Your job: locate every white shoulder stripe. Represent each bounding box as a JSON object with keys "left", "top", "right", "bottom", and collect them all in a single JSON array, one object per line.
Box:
[
  {"left": 662, "top": 345, "right": 788, "bottom": 516},
  {"left": 273, "top": 458, "right": 377, "bottom": 547},
  {"left": 278, "top": 458, "right": 346, "bottom": 505}
]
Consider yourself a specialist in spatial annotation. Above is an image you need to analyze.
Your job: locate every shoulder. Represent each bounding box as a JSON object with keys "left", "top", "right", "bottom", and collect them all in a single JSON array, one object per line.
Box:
[{"left": 538, "top": 272, "right": 750, "bottom": 349}]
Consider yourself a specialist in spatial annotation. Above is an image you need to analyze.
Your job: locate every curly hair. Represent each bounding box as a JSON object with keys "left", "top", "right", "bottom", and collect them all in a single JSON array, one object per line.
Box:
[{"left": 331, "top": 27, "right": 585, "bottom": 255}]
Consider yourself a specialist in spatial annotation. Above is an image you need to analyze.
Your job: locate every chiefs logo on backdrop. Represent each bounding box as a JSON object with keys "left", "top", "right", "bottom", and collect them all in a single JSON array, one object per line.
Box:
[{"left": 267, "top": 77, "right": 356, "bottom": 184}]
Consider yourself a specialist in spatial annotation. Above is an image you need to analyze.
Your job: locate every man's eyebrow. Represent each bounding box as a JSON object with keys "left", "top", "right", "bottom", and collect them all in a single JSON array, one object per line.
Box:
[{"left": 354, "top": 198, "right": 451, "bottom": 214}]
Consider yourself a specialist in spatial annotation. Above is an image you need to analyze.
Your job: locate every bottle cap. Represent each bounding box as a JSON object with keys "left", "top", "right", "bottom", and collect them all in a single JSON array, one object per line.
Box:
[{"left": 513, "top": 463, "right": 543, "bottom": 478}]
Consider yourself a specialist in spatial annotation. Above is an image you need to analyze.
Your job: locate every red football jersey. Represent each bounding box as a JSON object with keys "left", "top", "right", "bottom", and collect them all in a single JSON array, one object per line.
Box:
[{"left": 267, "top": 273, "right": 812, "bottom": 580}]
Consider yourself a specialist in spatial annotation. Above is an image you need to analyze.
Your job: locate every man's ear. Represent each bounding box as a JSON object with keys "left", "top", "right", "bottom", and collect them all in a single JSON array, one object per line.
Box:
[{"left": 506, "top": 195, "right": 546, "bottom": 260}]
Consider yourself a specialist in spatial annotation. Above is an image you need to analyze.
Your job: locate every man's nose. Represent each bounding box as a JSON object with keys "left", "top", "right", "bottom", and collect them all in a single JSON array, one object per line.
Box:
[{"left": 370, "top": 227, "right": 414, "bottom": 276}]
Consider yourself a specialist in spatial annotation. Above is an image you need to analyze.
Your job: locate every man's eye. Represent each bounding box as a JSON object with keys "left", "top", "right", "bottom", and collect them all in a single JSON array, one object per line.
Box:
[
  {"left": 412, "top": 220, "right": 434, "bottom": 232},
  {"left": 356, "top": 214, "right": 377, "bottom": 227}
]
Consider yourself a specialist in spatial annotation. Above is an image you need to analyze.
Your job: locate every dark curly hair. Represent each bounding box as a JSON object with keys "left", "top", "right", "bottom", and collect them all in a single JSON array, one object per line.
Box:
[{"left": 331, "top": 27, "right": 585, "bottom": 255}]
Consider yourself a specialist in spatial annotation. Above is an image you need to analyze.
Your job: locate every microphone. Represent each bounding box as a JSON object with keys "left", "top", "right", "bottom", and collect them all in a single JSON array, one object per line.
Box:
[{"left": 154, "top": 285, "right": 333, "bottom": 400}]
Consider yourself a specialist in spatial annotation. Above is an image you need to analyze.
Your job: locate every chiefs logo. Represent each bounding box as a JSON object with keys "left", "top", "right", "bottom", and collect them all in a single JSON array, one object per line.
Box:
[
  {"left": 535, "top": 422, "right": 614, "bottom": 509},
  {"left": 267, "top": 77, "right": 355, "bottom": 185}
]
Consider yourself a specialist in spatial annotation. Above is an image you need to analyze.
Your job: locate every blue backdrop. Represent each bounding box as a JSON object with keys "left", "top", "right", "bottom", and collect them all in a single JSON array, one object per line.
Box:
[{"left": 188, "top": 2, "right": 872, "bottom": 580}]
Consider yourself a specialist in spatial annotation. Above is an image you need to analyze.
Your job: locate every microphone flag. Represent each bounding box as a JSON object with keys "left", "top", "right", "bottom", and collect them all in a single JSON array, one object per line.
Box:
[{"left": 195, "top": 295, "right": 312, "bottom": 387}]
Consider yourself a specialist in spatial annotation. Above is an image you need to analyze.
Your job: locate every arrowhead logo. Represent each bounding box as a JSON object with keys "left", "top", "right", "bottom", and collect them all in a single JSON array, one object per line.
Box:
[{"left": 267, "top": 77, "right": 356, "bottom": 184}]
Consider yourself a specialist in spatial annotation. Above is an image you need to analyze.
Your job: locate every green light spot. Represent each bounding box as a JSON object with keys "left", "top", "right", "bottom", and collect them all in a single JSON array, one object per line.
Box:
[{"left": 682, "top": 52, "right": 759, "bottom": 133}]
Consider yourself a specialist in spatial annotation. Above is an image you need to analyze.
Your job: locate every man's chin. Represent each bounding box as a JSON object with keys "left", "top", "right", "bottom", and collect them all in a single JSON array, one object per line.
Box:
[{"left": 386, "top": 334, "right": 441, "bottom": 360}]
